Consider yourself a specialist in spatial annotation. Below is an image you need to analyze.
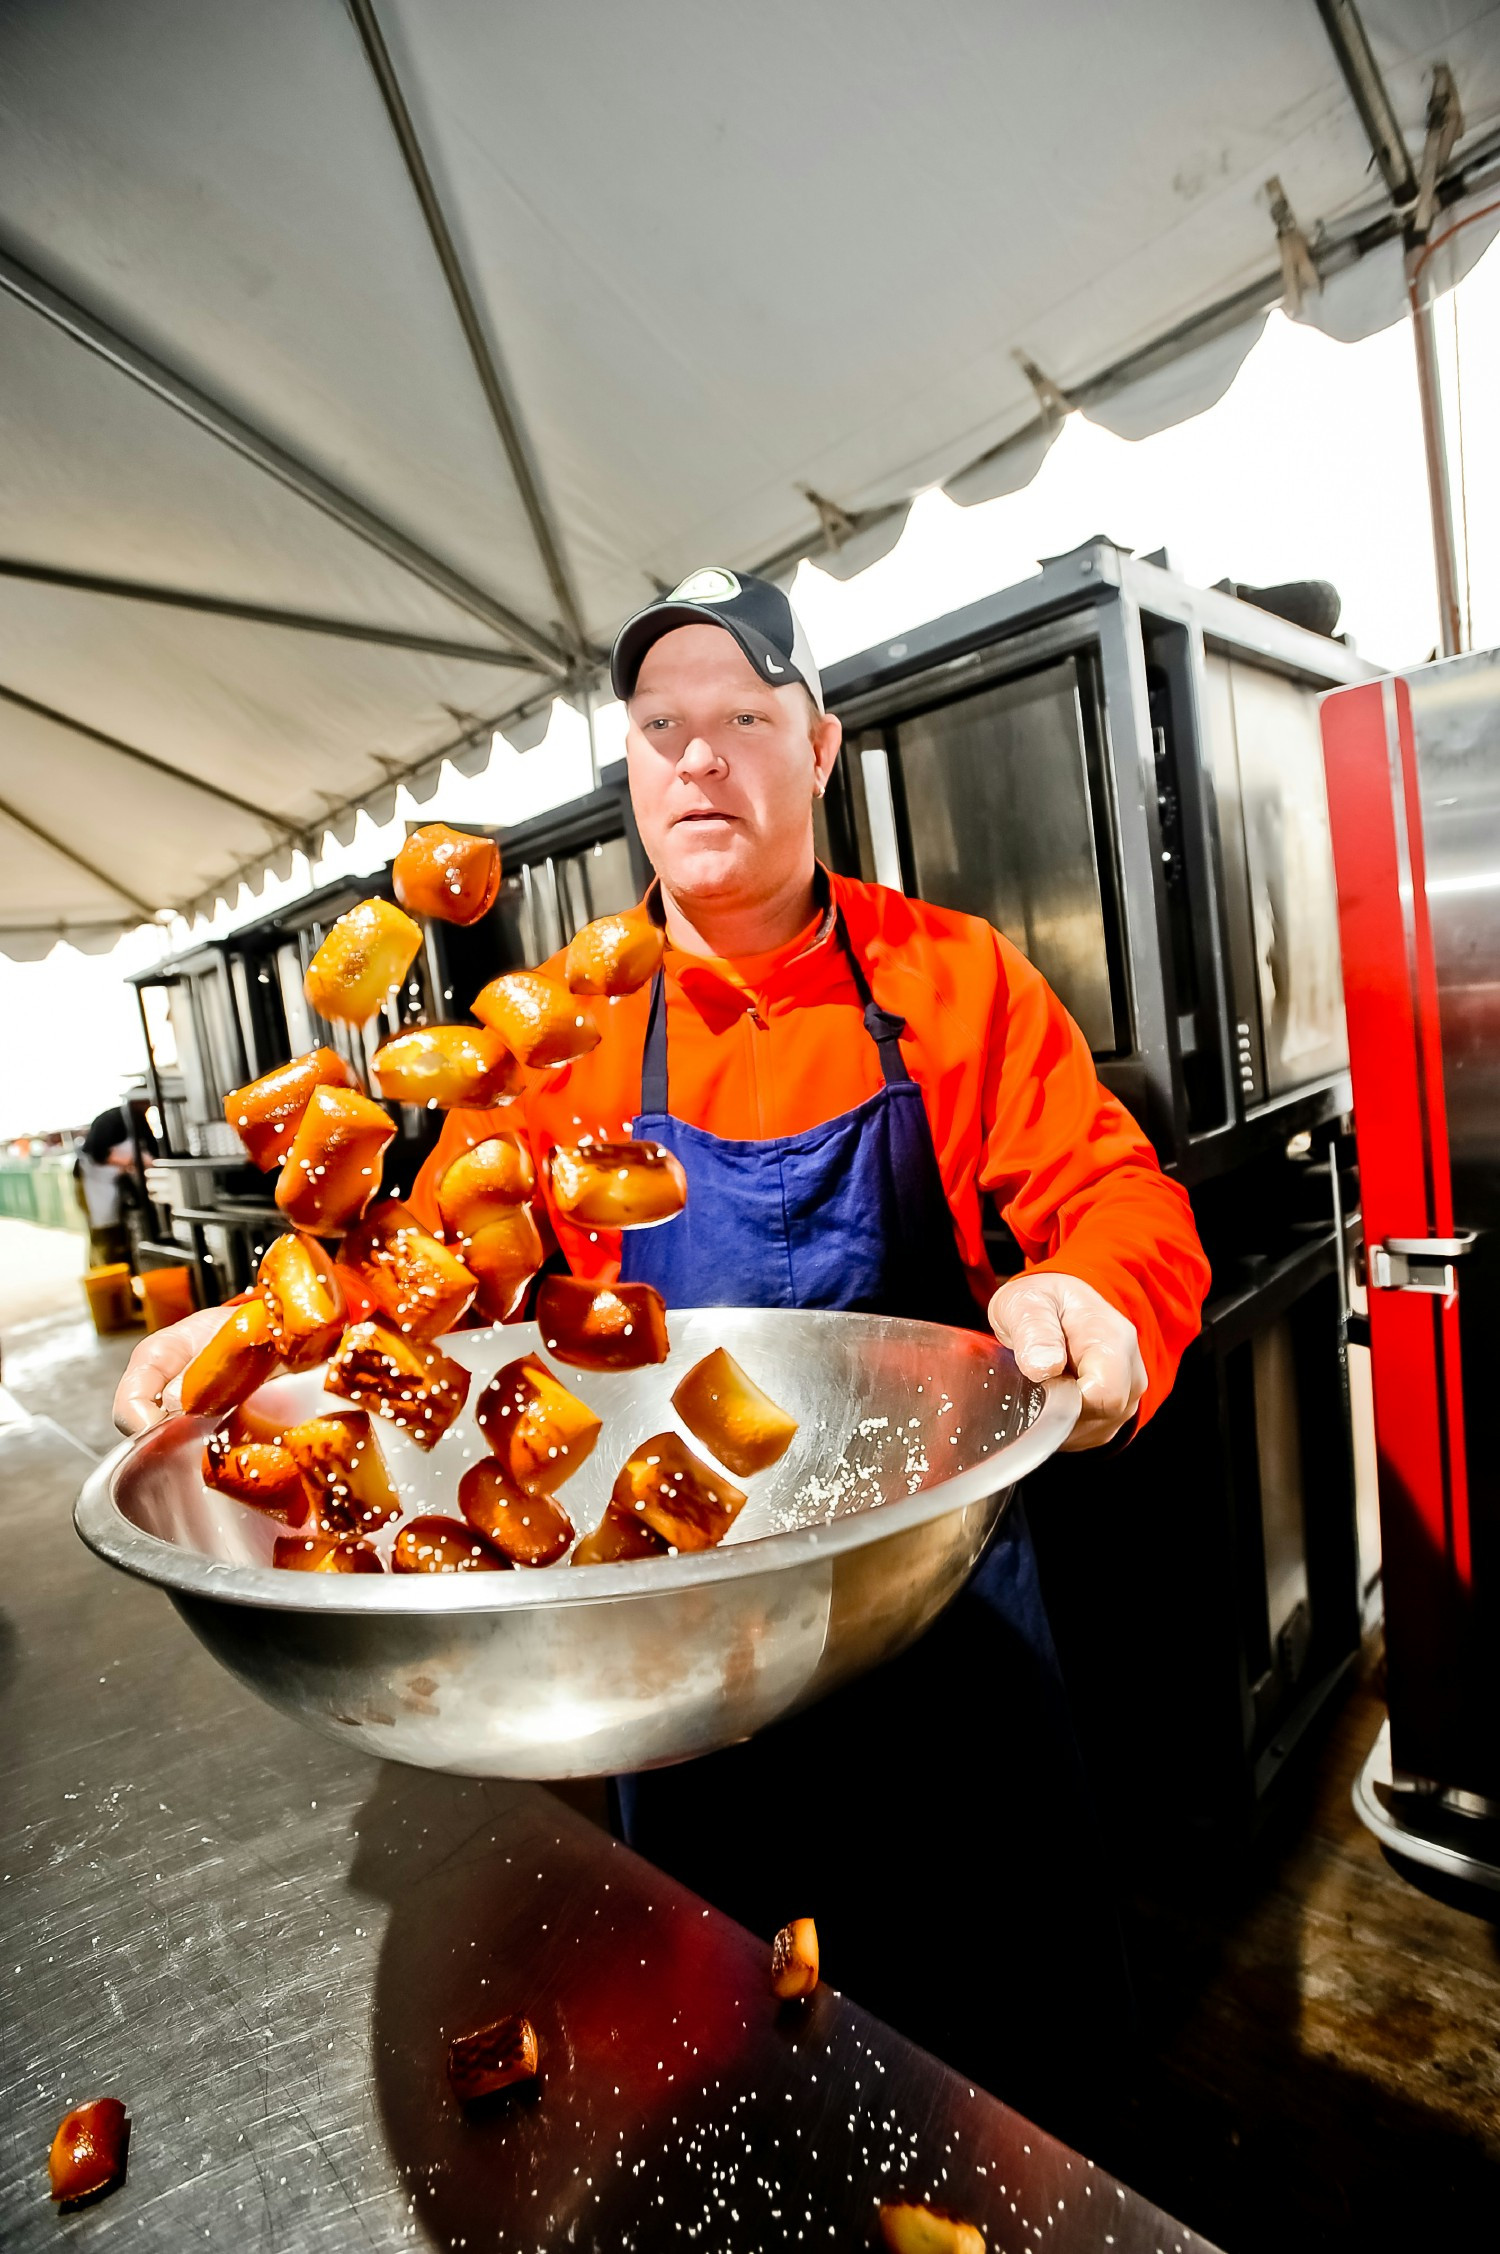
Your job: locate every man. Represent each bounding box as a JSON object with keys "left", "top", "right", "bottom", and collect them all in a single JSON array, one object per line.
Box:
[{"left": 117, "top": 568, "right": 1209, "bottom": 2131}]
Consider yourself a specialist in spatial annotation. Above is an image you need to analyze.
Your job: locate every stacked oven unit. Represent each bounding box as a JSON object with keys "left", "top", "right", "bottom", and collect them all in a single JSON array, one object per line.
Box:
[{"left": 819, "top": 538, "right": 1377, "bottom": 1847}]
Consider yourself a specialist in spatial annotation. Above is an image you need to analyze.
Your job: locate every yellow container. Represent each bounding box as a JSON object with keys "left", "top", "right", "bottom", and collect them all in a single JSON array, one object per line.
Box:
[
  {"left": 140, "top": 1264, "right": 197, "bottom": 1332},
  {"left": 84, "top": 1263, "right": 140, "bottom": 1335}
]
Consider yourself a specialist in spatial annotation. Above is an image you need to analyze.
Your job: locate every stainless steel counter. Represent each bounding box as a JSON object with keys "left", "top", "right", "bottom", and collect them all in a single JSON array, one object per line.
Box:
[{"left": 0, "top": 1406, "right": 1216, "bottom": 2251}]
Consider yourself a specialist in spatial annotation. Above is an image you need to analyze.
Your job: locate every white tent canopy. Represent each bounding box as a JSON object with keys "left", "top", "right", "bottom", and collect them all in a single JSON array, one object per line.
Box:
[{"left": 2, "top": 0, "right": 1498, "bottom": 956}]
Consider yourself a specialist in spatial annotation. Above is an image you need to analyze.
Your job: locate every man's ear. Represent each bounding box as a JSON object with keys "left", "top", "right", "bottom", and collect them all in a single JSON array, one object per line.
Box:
[{"left": 812, "top": 711, "right": 842, "bottom": 796}]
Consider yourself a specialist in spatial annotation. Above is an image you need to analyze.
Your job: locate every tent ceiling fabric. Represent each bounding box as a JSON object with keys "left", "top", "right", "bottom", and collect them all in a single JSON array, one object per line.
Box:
[{"left": 1, "top": 0, "right": 1497, "bottom": 952}]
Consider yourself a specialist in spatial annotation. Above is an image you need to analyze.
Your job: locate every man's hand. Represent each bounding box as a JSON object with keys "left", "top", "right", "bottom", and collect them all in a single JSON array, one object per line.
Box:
[
  {"left": 988, "top": 1272, "right": 1146, "bottom": 1452},
  {"left": 113, "top": 1306, "right": 235, "bottom": 1436}
]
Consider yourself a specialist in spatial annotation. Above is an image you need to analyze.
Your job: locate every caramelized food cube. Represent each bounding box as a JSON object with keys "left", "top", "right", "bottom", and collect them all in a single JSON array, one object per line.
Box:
[
  {"left": 671, "top": 1346, "right": 799, "bottom": 1476},
  {"left": 327, "top": 1320, "right": 471, "bottom": 1449},
  {"left": 393, "top": 822, "right": 501, "bottom": 926},
  {"left": 458, "top": 1459, "right": 573, "bottom": 1566},
  {"left": 48, "top": 2097, "right": 129, "bottom": 2207},
  {"left": 283, "top": 1410, "right": 401, "bottom": 1534},
  {"left": 547, "top": 1138, "right": 687, "bottom": 1229},
  {"left": 536, "top": 1276, "right": 669, "bottom": 1371},
  {"left": 563, "top": 907, "right": 664, "bottom": 996},
  {"left": 180, "top": 1298, "right": 280, "bottom": 1418},
  {"left": 476, "top": 1356, "right": 602, "bottom": 1492},
  {"left": 305, "top": 897, "right": 423, "bottom": 1025},
  {"left": 435, "top": 1134, "right": 536, "bottom": 1237},
  {"left": 464, "top": 1207, "right": 545, "bottom": 1323},
  {"left": 224, "top": 1047, "right": 359, "bottom": 1171},
  {"left": 447, "top": 2012, "right": 540, "bottom": 2102},
  {"left": 257, "top": 1231, "right": 345, "bottom": 1370},
  {"left": 611, "top": 1431, "right": 746, "bottom": 1551},
  {"left": 770, "top": 1916, "right": 819, "bottom": 2000},
  {"left": 340, "top": 1200, "right": 477, "bottom": 1342},
  {"left": 472, "top": 970, "right": 600, "bottom": 1067},
  {"left": 392, "top": 1515, "right": 509, "bottom": 1574},
  {"left": 201, "top": 1434, "right": 311, "bottom": 1523},
  {"left": 275, "top": 1085, "right": 396, "bottom": 1235},
  {"left": 371, "top": 1025, "right": 520, "bottom": 1110},
  {"left": 878, "top": 2203, "right": 986, "bottom": 2254},
  {"left": 570, "top": 1505, "right": 669, "bottom": 1566},
  {"left": 273, "top": 1532, "right": 384, "bottom": 1573}
]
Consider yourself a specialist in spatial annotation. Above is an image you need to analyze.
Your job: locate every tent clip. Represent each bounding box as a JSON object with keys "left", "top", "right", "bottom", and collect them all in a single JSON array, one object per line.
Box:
[
  {"left": 799, "top": 487, "right": 860, "bottom": 553},
  {"left": 1013, "top": 351, "right": 1072, "bottom": 427},
  {"left": 1414, "top": 66, "right": 1464, "bottom": 239},
  {"left": 1266, "top": 176, "right": 1321, "bottom": 313}
]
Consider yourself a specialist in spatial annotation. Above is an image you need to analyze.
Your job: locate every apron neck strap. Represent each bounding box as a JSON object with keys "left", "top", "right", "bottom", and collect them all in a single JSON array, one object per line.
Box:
[{"left": 638, "top": 906, "right": 911, "bottom": 1116}]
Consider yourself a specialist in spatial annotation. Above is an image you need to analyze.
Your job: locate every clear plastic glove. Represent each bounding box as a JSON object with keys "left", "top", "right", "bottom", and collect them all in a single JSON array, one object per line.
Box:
[
  {"left": 988, "top": 1271, "right": 1146, "bottom": 1452},
  {"left": 112, "top": 1305, "right": 236, "bottom": 1436}
]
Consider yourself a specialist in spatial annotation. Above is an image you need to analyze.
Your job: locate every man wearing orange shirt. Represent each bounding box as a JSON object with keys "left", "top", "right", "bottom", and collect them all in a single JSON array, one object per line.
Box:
[{"left": 117, "top": 567, "right": 1209, "bottom": 2127}]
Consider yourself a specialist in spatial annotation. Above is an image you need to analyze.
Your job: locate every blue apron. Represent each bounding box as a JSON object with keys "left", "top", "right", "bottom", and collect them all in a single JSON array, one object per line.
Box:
[{"left": 613, "top": 914, "right": 1131, "bottom": 2126}]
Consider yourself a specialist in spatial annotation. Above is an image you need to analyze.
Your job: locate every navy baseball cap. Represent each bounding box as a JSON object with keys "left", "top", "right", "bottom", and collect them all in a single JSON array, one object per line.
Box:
[{"left": 611, "top": 567, "right": 824, "bottom": 711}]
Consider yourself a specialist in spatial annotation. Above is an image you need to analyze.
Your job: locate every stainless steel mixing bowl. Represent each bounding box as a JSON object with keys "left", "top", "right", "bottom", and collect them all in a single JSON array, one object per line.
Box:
[{"left": 75, "top": 1308, "right": 1077, "bottom": 1779}]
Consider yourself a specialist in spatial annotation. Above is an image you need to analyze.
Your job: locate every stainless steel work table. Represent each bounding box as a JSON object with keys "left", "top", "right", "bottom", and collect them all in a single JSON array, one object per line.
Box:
[{"left": 0, "top": 1407, "right": 1215, "bottom": 2251}]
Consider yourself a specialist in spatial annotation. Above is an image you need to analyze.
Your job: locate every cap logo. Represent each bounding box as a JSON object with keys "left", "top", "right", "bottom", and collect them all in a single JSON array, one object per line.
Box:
[{"left": 670, "top": 567, "right": 741, "bottom": 604}]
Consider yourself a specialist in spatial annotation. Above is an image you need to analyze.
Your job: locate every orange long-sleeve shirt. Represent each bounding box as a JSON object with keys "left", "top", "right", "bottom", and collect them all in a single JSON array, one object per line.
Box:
[{"left": 411, "top": 872, "right": 1210, "bottom": 1426}]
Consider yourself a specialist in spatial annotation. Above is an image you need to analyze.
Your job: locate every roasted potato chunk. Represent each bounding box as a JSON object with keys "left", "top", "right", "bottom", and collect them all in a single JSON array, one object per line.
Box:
[
  {"left": 563, "top": 907, "right": 665, "bottom": 996},
  {"left": 547, "top": 1138, "right": 687, "bottom": 1230},
  {"left": 464, "top": 1207, "right": 545, "bottom": 1324},
  {"left": 48, "top": 2097, "right": 130, "bottom": 2207},
  {"left": 274, "top": 1085, "right": 395, "bottom": 1236},
  {"left": 224, "top": 1047, "right": 358, "bottom": 1171},
  {"left": 371, "top": 1025, "right": 520, "bottom": 1110},
  {"left": 472, "top": 970, "right": 600, "bottom": 1067},
  {"left": 878, "top": 2203, "right": 986, "bottom": 2254},
  {"left": 282, "top": 1410, "right": 401, "bottom": 1535},
  {"left": 392, "top": 1515, "right": 509, "bottom": 1573},
  {"left": 458, "top": 1459, "right": 573, "bottom": 1566},
  {"left": 535, "top": 1276, "right": 669, "bottom": 1371},
  {"left": 770, "top": 1916, "right": 819, "bottom": 2000},
  {"left": 201, "top": 1433, "right": 310, "bottom": 1523},
  {"left": 180, "top": 1298, "right": 280, "bottom": 1418},
  {"left": 272, "top": 1532, "right": 384, "bottom": 1574},
  {"left": 570, "top": 1504, "right": 669, "bottom": 1566},
  {"left": 447, "top": 2012, "right": 540, "bottom": 2102},
  {"left": 476, "top": 1355, "right": 602, "bottom": 1492},
  {"left": 392, "top": 822, "right": 501, "bottom": 926},
  {"left": 304, "top": 897, "right": 423, "bottom": 1025},
  {"left": 671, "top": 1346, "right": 798, "bottom": 1476},
  {"left": 611, "top": 1431, "right": 746, "bottom": 1551},
  {"left": 435, "top": 1134, "right": 536, "bottom": 1237},
  {"left": 340, "top": 1200, "right": 477, "bottom": 1343},
  {"left": 327, "top": 1320, "right": 471, "bottom": 1449},
  {"left": 257, "top": 1231, "right": 345, "bottom": 1370}
]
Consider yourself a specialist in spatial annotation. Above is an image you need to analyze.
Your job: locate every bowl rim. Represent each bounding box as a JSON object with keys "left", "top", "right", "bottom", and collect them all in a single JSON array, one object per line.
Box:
[{"left": 74, "top": 1314, "right": 1079, "bottom": 1615}]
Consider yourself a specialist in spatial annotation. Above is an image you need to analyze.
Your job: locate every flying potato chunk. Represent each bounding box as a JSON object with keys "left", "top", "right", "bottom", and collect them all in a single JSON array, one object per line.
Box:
[
  {"left": 180, "top": 1298, "right": 281, "bottom": 1419},
  {"left": 458, "top": 1459, "right": 574, "bottom": 1566},
  {"left": 563, "top": 907, "right": 665, "bottom": 997},
  {"left": 447, "top": 2012, "right": 540, "bottom": 2103},
  {"left": 327, "top": 1319, "right": 471, "bottom": 1449},
  {"left": 878, "top": 2204, "right": 987, "bottom": 2254},
  {"left": 770, "top": 1916, "right": 819, "bottom": 2000},
  {"left": 48, "top": 2097, "right": 130, "bottom": 2207},
  {"left": 547, "top": 1139, "right": 688, "bottom": 1230},
  {"left": 340, "top": 1199, "right": 477, "bottom": 1343},
  {"left": 201, "top": 1432, "right": 310, "bottom": 1523},
  {"left": 671, "top": 1346, "right": 799, "bottom": 1476},
  {"left": 464, "top": 1207, "right": 545, "bottom": 1324},
  {"left": 275, "top": 1085, "right": 396, "bottom": 1235},
  {"left": 257, "top": 1231, "right": 345, "bottom": 1369},
  {"left": 272, "top": 1532, "right": 384, "bottom": 1574},
  {"left": 611, "top": 1431, "right": 746, "bottom": 1552},
  {"left": 371, "top": 1025, "right": 520, "bottom": 1110},
  {"left": 435, "top": 1134, "right": 536, "bottom": 1237},
  {"left": 392, "top": 1515, "right": 509, "bottom": 1573},
  {"left": 305, "top": 897, "right": 424, "bottom": 1025},
  {"left": 393, "top": 822, "right": 501, "bottom": 926},
  {"left": 570, "top": 1504, "right": 669, "bottom": 1566},
  {"left": 535, "top": 1276, "right": 669, "bottom": 1372},
  {"left": 282, "top": 1410, "right": 401, "bottom": 1535},
  {"left": 224, "top": 1047, "right": 359, "bottom": 1171},
  {"left": 472, "top": 970, "right": 600, "bottom": 1067},
  {"left": 476, "top": 1355, "right": 602, "bottom": 1492}
]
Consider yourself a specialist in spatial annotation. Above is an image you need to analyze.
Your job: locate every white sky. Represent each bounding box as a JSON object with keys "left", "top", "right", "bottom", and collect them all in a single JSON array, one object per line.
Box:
[{"left": 3, "top": 237, "right": 1498, "bottom": 1144}]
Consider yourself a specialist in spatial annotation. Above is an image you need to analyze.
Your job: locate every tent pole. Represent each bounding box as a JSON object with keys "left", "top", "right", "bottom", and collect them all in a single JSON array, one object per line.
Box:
[
  {"left": 0, "top": 790, "right": 157, "bottom": 921},
  {"left": 1407, "top": 250, "right": 1466, "bottom": 659}
]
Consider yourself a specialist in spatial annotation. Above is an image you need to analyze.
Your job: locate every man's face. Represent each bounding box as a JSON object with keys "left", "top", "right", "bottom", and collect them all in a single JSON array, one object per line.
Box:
[{"left": 625, "top": 625, "right": 841, "bottom": 910}]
